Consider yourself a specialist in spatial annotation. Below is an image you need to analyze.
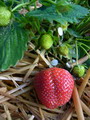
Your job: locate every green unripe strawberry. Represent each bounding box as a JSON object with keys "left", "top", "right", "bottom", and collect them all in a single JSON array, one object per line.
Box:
[
  {"left": 73, "top": 65, "right": 85, "bottom": 77},
  {"left": 0, "top": 6, "right": 11, "bottom": 26},
  {"left": 58, "top": 44, "right": 69, "bottom": 56},
  {"left": 39, "top": 34, "right": 53, "bottom": 50}
]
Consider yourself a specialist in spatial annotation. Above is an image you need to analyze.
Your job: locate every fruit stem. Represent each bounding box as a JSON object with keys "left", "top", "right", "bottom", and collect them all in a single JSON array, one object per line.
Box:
[
  {"left": 11, "top": 0, "right": 36, "bottom": 12},
  {"left": 74, "top": 0, "right": 80, "bottom": 4},
  {"left": 58, "top": 35, "right": 63, "bottom": 46},
  {"left": 46, "top": 0, "right": 56, "bottom": 5},
  {"left": 70, "top": 53, "right": 89, "bottom": 67},
  {"left": 79, "top": 45, "right": 90, "bottom": 58},
  {"left": 12, "top": 2, "right": 29, "bottom": 12},
  {"left": 75, "top": 40, "right": 79, "bottom": 65},
  {"left": 77, "top": 38, "right": 90, "bottom": 42},
  {"left": 79, "top": 42, "right": 90, "bottom": 50}
]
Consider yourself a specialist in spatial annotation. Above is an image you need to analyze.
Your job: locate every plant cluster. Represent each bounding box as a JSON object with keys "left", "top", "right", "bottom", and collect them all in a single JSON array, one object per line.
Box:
[{"left": 0, "top": 0, "right": 90, "bottom": 77}]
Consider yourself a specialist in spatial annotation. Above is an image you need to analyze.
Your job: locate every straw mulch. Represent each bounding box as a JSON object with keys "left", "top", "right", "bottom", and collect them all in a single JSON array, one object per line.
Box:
[{"left": 0, "top": 42, "right": 90, "bottom": 120}]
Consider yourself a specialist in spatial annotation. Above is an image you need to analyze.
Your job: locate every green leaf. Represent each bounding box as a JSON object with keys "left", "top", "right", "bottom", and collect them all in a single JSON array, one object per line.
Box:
[
  {"left": 26, "top": 3, "right": 89, "bottom": 24},
  {"left": 85, "top": 59, "right": 90, "bottom": 67},
  {"left": 60, "top": 4, "right": 89, "bottom": 23},
  {"left": 39, "top": 0, "right": 71, "bottom": 6},
  {"left": 26, "top": 4, "right": 89, "bottom": 24},
  {"left": 26, "top": 6, "right": 67, "bottom": 24},
  {"left": 56, "top": 0, "right": 70, "bottom": 6},
  {"left": 0, "top": 1, "right": 6, "bottom": 6},
  {"left": 0, "top": 23, "right": 29, "bottom": 71},
  {"left": 76, "top": 15, "right": 90, "bottom": 34},
  {"left": 67, "top": 28, "right": 81, "bottom": 37}
]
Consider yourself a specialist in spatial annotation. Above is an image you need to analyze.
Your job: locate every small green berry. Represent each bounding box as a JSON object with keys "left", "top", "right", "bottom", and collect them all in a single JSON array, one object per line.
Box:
[
  {"left": 0, "top": 6, "right": 11, "bottom": 26},
  {"left": 39, "top": 34, "right": 53, "bottom": 50},
  {"left": 58, "top": 44, "right": 69, "bottom": 56},
  {"left": 73, "top": 65, "right": 85, "bottom": 77}
]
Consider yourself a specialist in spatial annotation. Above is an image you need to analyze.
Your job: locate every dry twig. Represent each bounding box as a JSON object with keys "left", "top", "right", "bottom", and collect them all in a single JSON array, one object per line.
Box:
[
  {"left": 79, "top": 68, "right": 90, "bottom": 97},
  {"left": 72, "top": 86, "right": 84, "bottom": 120}
]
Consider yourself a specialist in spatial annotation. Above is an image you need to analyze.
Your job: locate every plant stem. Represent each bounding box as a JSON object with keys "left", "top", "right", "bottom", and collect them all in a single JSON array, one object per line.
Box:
[
  {"left": 76, "top": 39, "right": 90, "bottom": 42},
  {"left": 74, "top": 0, "right": 80, "bottom": 4},
  {"left": 12, "top": 2, "right": 29, "bottom": 12},
  {"left": 79, "top": 45, "right": 90, "bottom": 58},
  {"left": 75, "top": 40, "right": 78, "bottom": 65},
  {"left": 46, "top": 0, "right": 56, "bottom": 5},
  {"left": 70, "top": 52, "right": 90, "bottom": 67},
  {"left": 79, "top": 42, "right": 90, "bottom": 50}
]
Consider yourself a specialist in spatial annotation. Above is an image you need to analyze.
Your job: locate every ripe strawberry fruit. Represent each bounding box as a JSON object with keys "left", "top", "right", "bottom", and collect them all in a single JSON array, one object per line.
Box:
[
  {"left": 34, "top": 67, "right": 74, "bottom": 109},
  {"left": 39, "top": 34, "right": 53, "bottom": 50}
]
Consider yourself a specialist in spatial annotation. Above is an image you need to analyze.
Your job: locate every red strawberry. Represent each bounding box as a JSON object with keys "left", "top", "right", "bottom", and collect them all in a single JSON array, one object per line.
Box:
[{"left": 34, "top": 67, "right": 74, "bottom": 109}]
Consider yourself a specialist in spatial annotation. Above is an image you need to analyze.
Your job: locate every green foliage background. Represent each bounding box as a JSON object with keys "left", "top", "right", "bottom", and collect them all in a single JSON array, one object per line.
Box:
[{"left": 0, "top": 0, "right": 90, "bottom": 71}]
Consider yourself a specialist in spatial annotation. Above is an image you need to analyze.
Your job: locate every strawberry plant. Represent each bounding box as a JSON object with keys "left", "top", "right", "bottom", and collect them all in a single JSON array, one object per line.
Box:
[
  {"left": 0, "top": 0, "right": 89, "bottom": 119},
  {"left": 0, "top": 0, "right": 89, "bottom": 71}
]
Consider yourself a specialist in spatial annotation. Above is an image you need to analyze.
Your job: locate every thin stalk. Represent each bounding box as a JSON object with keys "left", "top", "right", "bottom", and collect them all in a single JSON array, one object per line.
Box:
[
  {"left": 74, "top": 0, "right": 80, "bottom": 4},
  {"left": 77, "top": 39, "right": 90, "bottom": 42},
  {"left": 79, "top": 45, "right": 90, "bottom": 58},
  {"left": 75, "top": 40, "right": 78, "bottom": 65},
  {"left": 79, "top": 42, "right": 90, "bottom": 50},
  {"left": 46, "top": 0, "right": 56, "bottom": 5},
  {"left": 12, "top": 0, "right": 36, "bottom": 12},
  {"left": 81, "top": 28, "right": 90, "bottom": 35},
  {"left": 12, "top": 2, "right": 29, "bottom": 12}
]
